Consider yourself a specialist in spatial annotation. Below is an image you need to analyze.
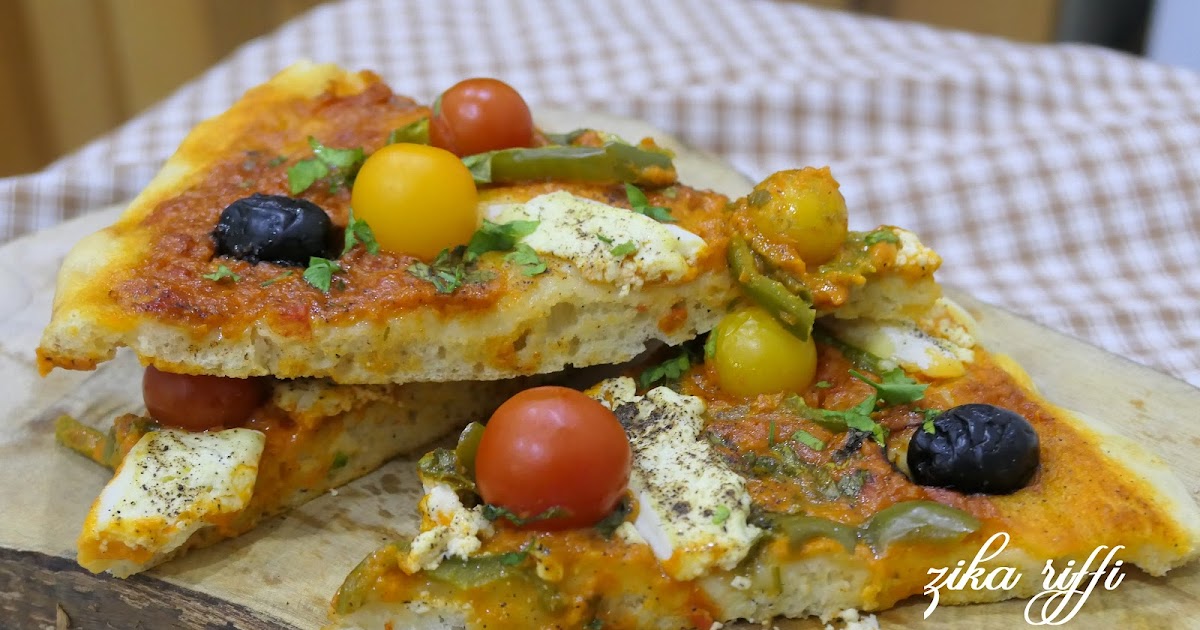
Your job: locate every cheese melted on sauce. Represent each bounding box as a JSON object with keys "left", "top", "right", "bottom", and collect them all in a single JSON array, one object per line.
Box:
[
  {"left": 487, "top": 191, "right": 706, "bottom": 295},
  {"left": 402, "top": 482, "right": 492, "bottom": 573},
  {"left": 593, "top": 377, "right": 761, "bottom": 581},
  {"left": 78, "top": 428, "right": 264, "bottom": 575}
]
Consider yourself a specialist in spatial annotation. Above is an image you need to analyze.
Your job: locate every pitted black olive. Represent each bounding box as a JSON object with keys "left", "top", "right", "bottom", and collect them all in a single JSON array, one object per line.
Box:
[
  {"left": 907, "top": 403, "right": 1039, "bottom": 494},
  {"left": 212, "top": 193, "right": 332, "bottom": 265}
]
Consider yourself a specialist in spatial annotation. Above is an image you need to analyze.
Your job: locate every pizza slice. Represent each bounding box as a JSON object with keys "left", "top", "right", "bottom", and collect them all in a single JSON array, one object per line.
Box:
[
  {"left": 35, "top": 62, "right": 738, "bottom": 386},
  {"left": 328, "top": 170, "right": 1200, "bottom": 629},
  {"left": 38, "top": 63, "right": 749, "bottom": 576}
]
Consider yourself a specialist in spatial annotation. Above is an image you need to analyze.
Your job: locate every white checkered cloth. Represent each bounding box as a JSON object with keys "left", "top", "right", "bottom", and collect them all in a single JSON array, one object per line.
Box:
[{"left": 2, "top": 0, "right": 1198, "bottom": 386}]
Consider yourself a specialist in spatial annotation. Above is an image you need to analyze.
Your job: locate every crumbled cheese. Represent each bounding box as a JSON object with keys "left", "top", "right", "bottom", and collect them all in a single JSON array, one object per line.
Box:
[
  {"left": 402, "top": 483, "right": 492, "bottom": 573},
  {"left": 487, "top": 191, "right": 706, "bottom": 295},
  {"left": 730, "top": 575, "right": 753, "bottom": 590},
  {"left": 891, "top": 227, "right": 941, "bottom": 274},
  {"left": 592, "top": 377, "right": 761, "bottom": 580},
  {"left": 81, "top": 428, "right": 264, "bottom": 571}
]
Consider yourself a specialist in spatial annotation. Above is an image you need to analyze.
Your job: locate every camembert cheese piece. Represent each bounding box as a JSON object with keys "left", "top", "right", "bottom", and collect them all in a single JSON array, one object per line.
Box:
[
  {"left": 592, "top": 377, "right": 762, "bottom": 580},
  {"left": 77, "top": 427, "right": 265, "bottom": 577},
  {"left": 488, "top": 191, "right": 706, "bottom": 295}
]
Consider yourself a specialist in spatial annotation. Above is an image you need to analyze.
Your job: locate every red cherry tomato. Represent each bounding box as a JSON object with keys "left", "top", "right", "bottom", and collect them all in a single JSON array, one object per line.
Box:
[
  {"left": 429, "top": 78, "right": 535, "bottom": 157},
  {"left": 475, "top": 386, "right": 631, "bottom": 530},
  {"left": 142, "top": 366, "right": 269, "bottom": 431}
]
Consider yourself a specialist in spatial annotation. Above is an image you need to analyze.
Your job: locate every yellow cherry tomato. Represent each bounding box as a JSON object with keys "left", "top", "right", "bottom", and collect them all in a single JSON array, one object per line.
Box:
[
  {"left": 748, "top": 167, "right": 849, "bottom": 266},
  {"left": 350, "top": 143, "right": 479, "bottom": 259},
  {"left": 712, "top": 306, "right": 817, "bottom": 397}
]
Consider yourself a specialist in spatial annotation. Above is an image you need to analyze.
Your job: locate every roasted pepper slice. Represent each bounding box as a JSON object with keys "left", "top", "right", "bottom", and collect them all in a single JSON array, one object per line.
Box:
[
  {"left": 455, "top": 421, "right": 486, "bottom": 478},
  {"left": 55, "top": 415, "right": 156, "bottom": 469},
  {"left": 463, "top": 142, "right": 677, "bottom": 187},
  {"left": 728, "top": 236, "right": 816, "bottom": 340},
  {"left": 861, "top": 500, "right": 980, "bottom": 552},
  {"left": 772, "top": 513, "right": 859, "bottom": 553}
]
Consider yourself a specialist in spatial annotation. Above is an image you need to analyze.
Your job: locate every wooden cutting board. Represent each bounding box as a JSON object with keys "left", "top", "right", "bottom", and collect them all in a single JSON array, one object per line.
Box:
[{"left": 2, "top": 112, "right": 1198, "bottom": 630}]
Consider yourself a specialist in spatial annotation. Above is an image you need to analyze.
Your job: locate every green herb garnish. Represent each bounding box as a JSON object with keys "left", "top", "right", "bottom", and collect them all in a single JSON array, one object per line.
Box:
[
  {"left": 814, "top": 380, "right": 832, "bottom": 389},
  {"left": 342, "top": 209, "right": 380, "bottom": 256},
  {"left": 202, "top": 264, "right": 240, "bottom": 283},
  {"left": 609, "top": 241, "right": 638, "bottom": 257},
  {"left": 287, "top": 137, "right": 366, "bottom": 194},
  {"left": 849, "top": 368, "right": 927, "bottom": 405},
  {"left": 864, "top": 228, "right": 900, "bottom": 246},
  {"left": 331, "top": 452, "right": 349, "bottom": 470},
  {"left": 505, "top": 243, "right": 547, "bottom": 276},
  {"left": 482, "top": 505, "right": 568, "bottom": 527},
  {"left": 466, "top": 219, "right": 540, "bottom": 262},
  {"left": 712, "top": 505, "right": 731, "bottom": 525},
  {"left": 639, "top": 350, "right": 692, "bottom": 389},
  {"left": 793, "top": 429, "right": 826, "bottom": 451},
  {"left": 259, "top": 270, "right": 293, "bottom": 287},
  {"left": 625, "top": 183, "right": 675, "bottom": 223},
  {"left": 303, "top": 256, "right": 343, "bottom": 292}
]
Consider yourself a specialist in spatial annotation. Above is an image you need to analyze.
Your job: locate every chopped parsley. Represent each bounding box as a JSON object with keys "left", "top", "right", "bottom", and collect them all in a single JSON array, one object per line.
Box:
[
  {"left": 849, "top": 368, "right": 927, "bottom": 405},
  {"left": 712, "top": 505, "right": 731, "bottom": 525},
  {"left": 703, "top": 331, "right": 717, "bottom": 359},
  {"left": 609, "top": 241, "right": 638, "bottom": 257},
  {"left": 259, "top": 271, "right": 292, "bottom": 287},
  {"left": 505, "top": 243, "right": 547, "bottom": 276},
  {"left": 407, "top": 220, "right": 539, "bottom": 292},
  {"left": 466, "top": 219, "right": 539, "bottom": 261},
  {"left": 788, "top": 394, "right": 888, "bottom": 445},
  {"left": 407, "top": 248, "right": 491, "bottom": 294},
  {"left": 639, "top": 349, "right": 693, "bottom": 389},
  {"left": 595, "top": 233, "right": 614, "bottom": 245},
  {"left": 303, "top": 256, "right": 343, "bottom": 292},
  {"left": 864, "top": 228, "right": 900, "bottom": 246},
  {"left": 287, "top": 137, "right": 366, "bottom": 195},
  {"left": 793, "top": 429, "right": 826, "bottom": 451},
  {"left": 814, "top": 380, "right": 832, "bottom": 389},
  {"left": 330, "top": 452, "right": 349, "bottom": 470},
  {"left": 482, "top": 504, "right": 567, "bottom": 527},
  {"left": 202, "top": 264, "right": 240, "bottom": 283},
  {"left": 921, "top": 408, "right": 942, "bottom": 434},
  {"left": 342, "top": 209, "right": 380, "bottom": 256},
  {"left": 624, "top": 183, "right": 676, "bottom": 223}
]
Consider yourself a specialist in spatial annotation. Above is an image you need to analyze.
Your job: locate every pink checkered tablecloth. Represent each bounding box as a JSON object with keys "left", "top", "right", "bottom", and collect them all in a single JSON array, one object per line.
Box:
[{"left": 2, "top": 0, "right": 1198, "bottom": 386}]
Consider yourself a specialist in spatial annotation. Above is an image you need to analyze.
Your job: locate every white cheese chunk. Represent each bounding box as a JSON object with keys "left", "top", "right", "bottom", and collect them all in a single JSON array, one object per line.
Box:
[
  {"left": 823, "top": 296, "right": 978, "bottom": 379},
  {"left": 593, "top": 377, "right": 761, "bottom": 581},
  {"left": 402, "top": 482, "right": 492, "bottom": 574},
  {"left": 79, "top": 428, "right": 265, "bottom": 575},
  {"left": 487, "top": 191, "right": 706, "bottom": 295}
]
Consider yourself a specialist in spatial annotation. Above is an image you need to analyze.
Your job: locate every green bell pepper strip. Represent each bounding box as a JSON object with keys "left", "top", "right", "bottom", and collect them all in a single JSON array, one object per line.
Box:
[
  {"left": 772, "top": 513, "right": 859, "bottom": 553},
  {"left": 463, "top": 142, "right": 676, "bottom": 187},
  {"left": 861, "top": 500, "right": 981, "bottom": 553},
  {"left": 55, "top": 415, "right": 156, "bottom": 469},
  {"left": 728, "top": 236, "right": 816, "bottom": 340},
  {"left": 454, "top": 421, "right": 486, "bottom": 478}
]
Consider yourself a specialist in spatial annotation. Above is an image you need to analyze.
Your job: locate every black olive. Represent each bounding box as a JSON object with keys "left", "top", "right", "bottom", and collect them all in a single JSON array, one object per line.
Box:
[
  {"left": 907, "top": 403, "right": 1039, "bottom": 494},
  {"left": 212, "top": 193, "right": 332, "bottom": 265}
]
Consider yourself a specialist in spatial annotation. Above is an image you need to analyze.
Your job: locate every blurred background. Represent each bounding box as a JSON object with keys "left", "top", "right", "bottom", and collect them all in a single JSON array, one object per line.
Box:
[{"left": 0, "top": 0, "right": 1193, "bottom": 178}]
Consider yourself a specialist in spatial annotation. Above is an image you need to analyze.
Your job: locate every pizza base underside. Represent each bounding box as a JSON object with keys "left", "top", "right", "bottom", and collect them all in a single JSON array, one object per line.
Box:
[
  {"left": 326, "top": 349, "right": 1200, "bottom": 630},
  {"left": 36, "top": 61, "right": 737, "bottom": 385}
]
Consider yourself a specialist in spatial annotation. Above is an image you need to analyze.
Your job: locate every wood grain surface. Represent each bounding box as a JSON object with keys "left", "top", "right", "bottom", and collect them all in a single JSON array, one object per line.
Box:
[{"left": 1, "top": 112, "right": 1198, "bottom": 629}]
